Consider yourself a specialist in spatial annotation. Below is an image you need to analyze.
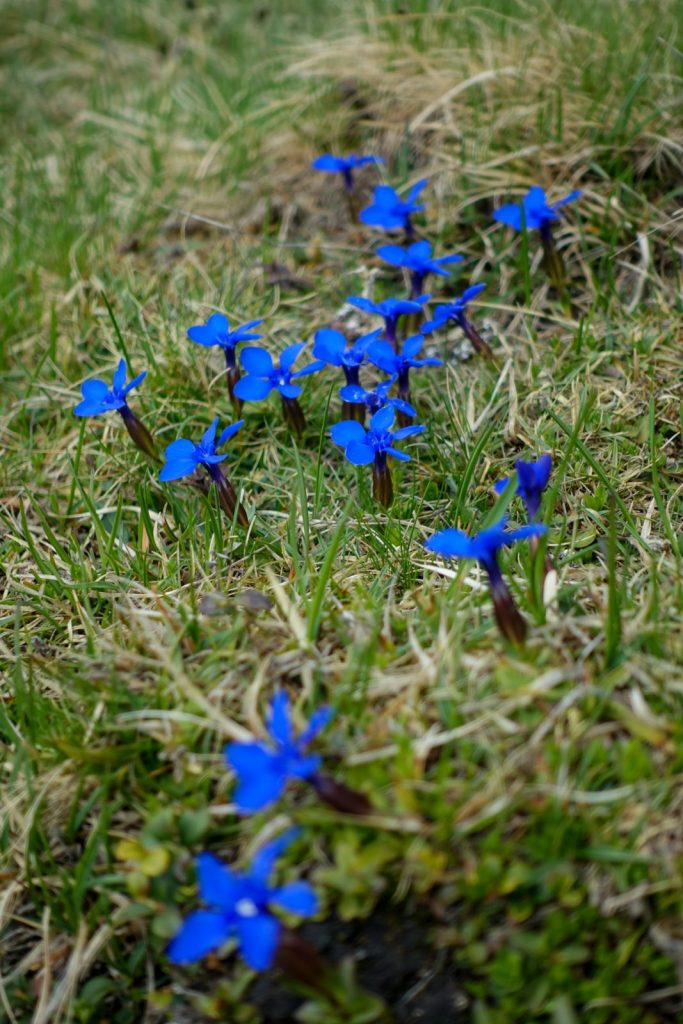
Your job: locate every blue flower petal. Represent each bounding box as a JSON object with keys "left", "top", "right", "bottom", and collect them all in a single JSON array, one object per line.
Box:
[
  {"left": 402, "top": 335, "right": 423, "bottom": 360},
  {"left": 233, "top": 768, "right": 286, "bottom": 813},
  {"left": 123, "top": 370, "right": 146, "bottom": 396},
  {"left": 277, "top": 382, "right": 302, "bottom": 399},
  {"left": 392, "top": 424, "right": 425, "bottom": 440},
  {"left": 462, "top": 283, "right": 486, "bottom": 304},
  {"left": 112, "top": 359, "right": 127, "bottom": 395},
  {"left": 376, "top": 244, "right": 408, "bottom": 268},
  {"left": 268, "top": 691, "right": 292, "bottom": 746},
  {"left": 553, "top": 189, "right": 582, "bottom": 210},
  {"left": 207, "top": 312, "right": 229, "bottom": 334},
  {"left": 240, "top": 346, "right": 274, "bottom": 376},
  {"left": 279, "top": 342, "right": 305, "bottom": 372},
  {"left": 196, "top": 853, "right": 240, "bottom": 911},
  {"left": 331, "top": 420, "right": 366, "bottom": 446},
  {"left": 345, "top": 440, "right": 375, "bottom": 465},
  {"left": 386, "top": 447, "right": 411, "bottom": 462},
  {"left": 424, "top": 529, "right": 475, "bottom": 559},
  {"left": 201, "top": 417, "right": 219, "bottom": 448},
  {"left": 312, "top": 328, "right": 346, "bottom": 364},
  {"left": 291, "top": 359, "right": 325, "bottom": 379},
  {"left": 187, "top": 325, "right": 217, "bottom": 346},
  {"left": 159, "top": 457, "right": 199, "bottom": 482},
  {"left": 370, "top": 405, "right": 395, "bottom": 433},
  {"left": 272, "top": 881, "right": 318, "bottom": 917},
  {"left": 217, "top": 420, "right": 244, "bottom": 448},
  {"left": 249, "top": 829, "right": 299, "bottom": 884},
  {"left": 234, "top": 376, "right": 273, "bottom": 401},
  {"left": 389, "top": 397, "right": 416, "bottom": 416},
  {"left": 167, "top": 911, "right": 231, "bottom": 964},
  {"left": 81, "top": 379, "right": 110, "bottom": 400},
  {"left": 338, "top": 384, "right": 366, "bottom": 403},
  {"left": 236, "top": 912, "right": 280, "bottom": 971},
  {"left": 312, "top": 154, "right": 345, "bottom": 172},
  {"left": 347, "top": 295, "right": 377, "bottom": 316},
  {"left": 298, "top": 706, "right": 334, "bottom": 746},
  {"left": 163, "top": 438, "right": 195, "bottom": 460},
  {"left": 225, "top": 740, "right": 276, "bottom": 776},
  {"left": 493, "top": 202, "right": 524, "bottom": 230}
]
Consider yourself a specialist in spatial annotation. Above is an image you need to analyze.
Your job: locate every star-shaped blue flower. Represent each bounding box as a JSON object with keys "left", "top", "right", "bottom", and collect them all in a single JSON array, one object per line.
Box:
[
  {"left": 493, "top": 186, "right": 581, "bottom": 232},
  {"left": 367, "top": 334, "right": 442, "bottom": 378},
  {"left": 168, "top": 830, "right": 318, "bottom": 970},
  {"left": 331, "top": 404, "right": 424, "bottom": 466},
  {"left": 159, "top": 417, "right": 243, "bottom": 482},
  {"left": 494, "top": 454, "right": 552, "bottom": 520},
  {"left": 312, "top": 153, "right": 383, "bottom": 189},
  {"left": 234, "top": 344, "right": 324, "bottom": 403},
  {"left": 348, "top": 294, "right": 430, "bottom": 345},
  {"left": 360, "top": 181, "right": 427, "bottom": 233},
  {"left": 74, "top": 358, "right": 146, "bottom": 417},
  {"left": 420, "top": 284, "right": 486, "bottom": 335},
  {"left": 377, "top": 240, "right": 463, "bottom": 296},
  {"left": 338, "top": 379, "right": 416, "bottom": 418},
  {"left": 225, "top": 692, "right": 333, "bottom": 812},
  {"left": 424, "top": 517, "right": 547, "bottom": 644},
  {"left": 425, "top": 518, "right": 547, "bottom": 581},
  {"left": 187, "top": 313, "right": 263, "bottom": 358},
  {"left": 312, "top": 327, "right": 382, "bottom": 386}
]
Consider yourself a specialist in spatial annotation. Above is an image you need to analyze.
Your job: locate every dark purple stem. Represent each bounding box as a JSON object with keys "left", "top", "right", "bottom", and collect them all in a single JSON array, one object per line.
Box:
[
  {"left": 410, "top": 270, "right": 425, "bottom": 300},
  {"left": 224, "top": 349, "right": 242, "bottom": 413},
  {"left": 309, "top": 773, "right": 374, "bottom": 815},
  {"left": 540, "top": 221, "right": 567, "bottom": 292},
  {"left": 118, "top": 404, "right": 160, "bottom": 462},
  {"left": 372, "top": 452, "right": 393, "bottom": 507},
  {"left": 384, "top": 318, "right": 398, "bottom": 354},
  {"left": 456, "top": 313, "right": 493, "bottom": 359},
  {"left": 281, "top": 395, "right": 306, "bottom": 436},
  {"left": 483, "top": 557, "right": 527, "bottom": 645},
  {"left": 205, "top": 462, "right": 249, "bottom": 528}
]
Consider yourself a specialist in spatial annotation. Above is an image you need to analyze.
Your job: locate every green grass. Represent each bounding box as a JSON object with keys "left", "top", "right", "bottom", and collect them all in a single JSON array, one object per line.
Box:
[{"left": 1, "top": 1, "right": 682, "bottom": 1022}]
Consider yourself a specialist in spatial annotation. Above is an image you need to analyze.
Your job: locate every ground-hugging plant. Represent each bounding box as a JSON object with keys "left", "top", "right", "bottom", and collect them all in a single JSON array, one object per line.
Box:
[{"left": 68, "top": 153, "right": 584, "bottom": 1014}]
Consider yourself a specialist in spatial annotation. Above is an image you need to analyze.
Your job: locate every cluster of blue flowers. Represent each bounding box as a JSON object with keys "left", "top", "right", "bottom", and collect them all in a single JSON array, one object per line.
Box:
[{"left": 71, "top": 155, "right": 579, "bottom": 982}]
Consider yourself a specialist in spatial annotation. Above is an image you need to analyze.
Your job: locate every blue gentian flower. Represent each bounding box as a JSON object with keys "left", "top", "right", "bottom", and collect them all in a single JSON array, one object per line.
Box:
[
  {"left": 494, "top": 454, "right": 552, "bottom": 521},
  {"left": 159, "top": 418, "right": 248, "bottom": 527},
  {"left": 425, "top": 517, "right": 547, "bottom": 644},
  {"left": 360, "top": 181, "right": 427, "bottom": 235},
  {"left": 377, "top": 240, "right": 463, "bottom": 297},
  {"left": 225, "top": 692, "right": 333, "bottom": 812},
  {"left": 421, "top": 283, "right": 492, "bottom": 358},
  {"left": 187, "top": 313, "right": 263, "bottom": 409},
  {"left": 331, "top": 405, "right": 424, "bottom": 507},
  {"left": 74, "top": 358, "right": 158, "bottom": 460},
  {"left": 74, "top": 358, "right": 146, "bottom": 417},
  {"left": 187, "top": 313, "right": 263, "bottom": 359},
  {"left": 312, "top": 153, "right": 383, "bottom": 190},
  {"left": 366, "top": 335, "right": 441, "bottom": 416},
  {"left": 234, "top": 344, "right": 325, "bottom": 436},
  {"left": 159, "top": 417, "right": 243, "bottom": 481},
  {"left": 348, "top": 294, "right": 430, "bottom": 348},
  {"left": 493, "top": 186, "right": 581, "bottom": 233},
  {"left": 338, "top": 379, "right": 416, "bottom": 419},
  {"left": 312, "top": 327, "right": 381, "bottom": 387},
  {"left": 493, "top": 187, "right": 581, "bottom": 290},
  {"left": 168, "top": 830, "right": 317, "bottom": 970}
]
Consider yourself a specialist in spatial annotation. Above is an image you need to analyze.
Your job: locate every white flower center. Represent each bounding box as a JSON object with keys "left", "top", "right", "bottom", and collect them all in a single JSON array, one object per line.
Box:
[{"left": 236, "top": 898, "right": 258, "bottom": 918}]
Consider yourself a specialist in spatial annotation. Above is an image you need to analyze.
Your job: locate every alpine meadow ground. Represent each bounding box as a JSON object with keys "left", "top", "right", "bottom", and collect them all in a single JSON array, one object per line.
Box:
[{"left": 1, "top": 1, "right": 682, "bottom": 1022}]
